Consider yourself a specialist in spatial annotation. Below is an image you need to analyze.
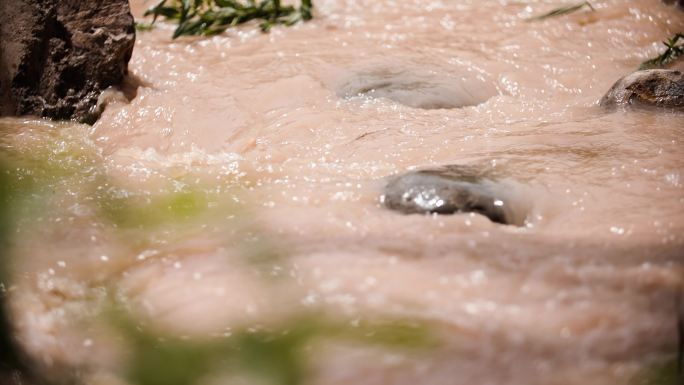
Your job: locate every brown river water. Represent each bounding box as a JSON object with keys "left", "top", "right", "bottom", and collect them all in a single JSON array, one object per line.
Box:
[{"left": 1, "top": 1, "right": 684, "bottom": 384}]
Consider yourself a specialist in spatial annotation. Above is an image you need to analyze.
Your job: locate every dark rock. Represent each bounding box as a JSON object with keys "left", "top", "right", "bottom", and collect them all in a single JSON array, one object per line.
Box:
[
  {"left": 382, "top": 165, "right": 520, "bottom": 225},
  {"left": 0, "top": 0, "right": 135, "bottom": 124},
  {"left": 662, "top": 0, "right": 684, "bottom": 8},
  {"left": 600, "top": 69, "right": 684, "bottom": 110},
  {"left": 337, "top": 68, "right": 496, "bottom": 109}
]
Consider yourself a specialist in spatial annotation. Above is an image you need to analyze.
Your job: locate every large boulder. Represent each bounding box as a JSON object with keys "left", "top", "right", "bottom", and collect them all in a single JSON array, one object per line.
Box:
[{"left": 0, "top": 0, "right": 135, "bottom": 124}]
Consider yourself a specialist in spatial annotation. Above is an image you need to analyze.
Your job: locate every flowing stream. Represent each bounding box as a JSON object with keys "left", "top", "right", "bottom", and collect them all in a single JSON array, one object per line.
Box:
[{"left": 1, "top": 1, "right": 684, "bottom": 384}]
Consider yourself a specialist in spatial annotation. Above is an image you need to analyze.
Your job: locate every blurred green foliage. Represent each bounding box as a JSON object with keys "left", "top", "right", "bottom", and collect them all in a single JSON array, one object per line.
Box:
[
  {"left": 0, "top": 125, "right": 437, "bottom": 385},
  {"left": 99, "top": 189, "right": 211, "bottom": 229},
  {"left": 0, "top": 159, "right": 44, "bottom": 385},
  {"left": 0, "top": 126, "right": 230, "bottom": 233},
  {"left": 111, "top": 302, "right": 435, "bottom": 385},
  {"left": 0, "top": 160, "right": 17, "bottom": 375},
  {"left": 0, "top": 162, "right": 9, "bottom": 285},
  {"left": 632, "top": 356, "right": 681, "bottom": 385}
]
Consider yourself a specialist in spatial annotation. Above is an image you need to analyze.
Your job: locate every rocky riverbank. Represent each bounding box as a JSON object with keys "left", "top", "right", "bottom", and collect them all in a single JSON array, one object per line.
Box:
[{"left": 0, "top": 0, "right": 135, "bottom": 124}]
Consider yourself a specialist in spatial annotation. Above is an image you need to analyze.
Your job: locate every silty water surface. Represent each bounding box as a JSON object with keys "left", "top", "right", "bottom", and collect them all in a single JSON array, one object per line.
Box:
[{"left": 1, "top": 1, "right": 683, "bottom": 384}]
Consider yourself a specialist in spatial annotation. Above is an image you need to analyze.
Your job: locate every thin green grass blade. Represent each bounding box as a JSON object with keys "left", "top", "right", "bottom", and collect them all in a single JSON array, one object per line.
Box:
[{"left": 527, "top": 1, "right": 595, "bottom": 21}]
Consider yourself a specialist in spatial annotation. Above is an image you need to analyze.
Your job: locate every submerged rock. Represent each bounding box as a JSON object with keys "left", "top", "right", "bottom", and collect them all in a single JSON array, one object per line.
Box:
[
  {"left": 600, "top": 69, "right": 684, "bottom": 110},
  {"left": 382, "top": 165, "right": 518, "bottom": 225},
  {"left": 338, "top": 68, "right": 496, "bottom": 109},
  {"left": 0, "top": 0, "right": 135, "bottom": 124}
]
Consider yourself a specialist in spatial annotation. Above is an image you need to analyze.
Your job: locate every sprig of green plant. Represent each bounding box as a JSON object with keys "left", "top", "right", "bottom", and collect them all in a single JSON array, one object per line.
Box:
[
  {"left": 639, "top": 33, "right": 684, "bottom": 70},
  {"left": 527, "top": 1, "right": 595, "bottom": 21},
  {"left": 143, "top": 0, "right": 314, "bottom": 39}
]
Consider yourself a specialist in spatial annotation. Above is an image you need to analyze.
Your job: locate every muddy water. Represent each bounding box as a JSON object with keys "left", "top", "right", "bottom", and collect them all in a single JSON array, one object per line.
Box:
[{"left": 2, "top": 1, "right": 684, "bottom": 384}]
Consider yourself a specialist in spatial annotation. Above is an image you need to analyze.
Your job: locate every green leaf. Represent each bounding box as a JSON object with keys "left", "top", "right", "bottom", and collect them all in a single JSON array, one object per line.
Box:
[
  {"left": 527, "top": 1, "right": 595, "bottom": 22},
  {"left": 144, "top": 0, "right": 174, "bottom": 23},
  {"left": 215, "top": 0, "right": 244, "bottom": 8},
  {"left": 300, "top": 0, "right": 312, "bottom": 20}
]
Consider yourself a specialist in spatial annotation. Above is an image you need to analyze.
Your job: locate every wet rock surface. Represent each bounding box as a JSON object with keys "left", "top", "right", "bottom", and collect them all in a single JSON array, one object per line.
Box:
[
  {"left": 663, "top": 0, "right": 684, "bottom": 8},
  {"left": 338, "top": 68, "right": 497, "bottom": 109},
  {"left": 382, "top": 165, "right": 519, "bottom": 225},
  {"left": 600, "top": 69, "right": 684, "bottom": 110},
  {"left": 0, "top": 0, "right": 135, "bottom": 124}
]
